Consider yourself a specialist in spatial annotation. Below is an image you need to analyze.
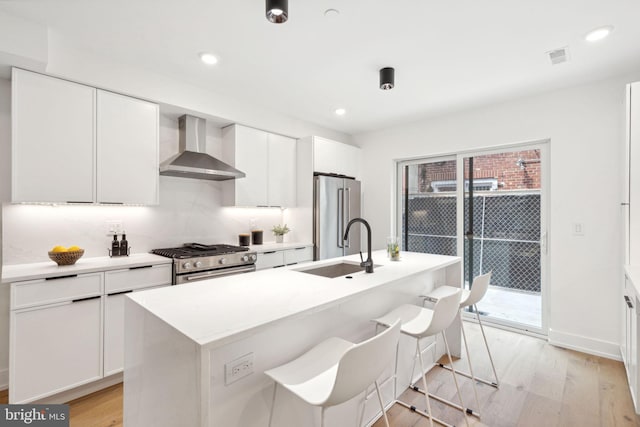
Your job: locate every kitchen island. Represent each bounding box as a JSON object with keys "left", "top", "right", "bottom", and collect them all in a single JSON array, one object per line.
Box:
[{"left": 124, "top": 250, "right": 461, "bottom": 427}]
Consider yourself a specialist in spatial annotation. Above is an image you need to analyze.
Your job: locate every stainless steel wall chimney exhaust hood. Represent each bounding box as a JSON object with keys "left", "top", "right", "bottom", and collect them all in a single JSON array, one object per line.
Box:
[{"left": 159, "top": 115, "right": 245, "bottom": 181}]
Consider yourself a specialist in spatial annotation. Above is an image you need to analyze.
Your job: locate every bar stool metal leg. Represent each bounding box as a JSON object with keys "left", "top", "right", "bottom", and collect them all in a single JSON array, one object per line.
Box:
[
  {"left": 417, "top": 340, "right": 435, "bottom": 427},
  {"left": 268, "top": 383, "right": 278, "bottom": 427},
  {"left": 476, "top": 303, "right": 500, "bottom": 387},
  {"left": 460, "top": 318, "right": 481, "bottom": 408},
  {"left": 374, "top": 380, "right": 390, "bottom": 427},
  {"left": 442, "top": 331, "right": 470, "bottom": 427}
]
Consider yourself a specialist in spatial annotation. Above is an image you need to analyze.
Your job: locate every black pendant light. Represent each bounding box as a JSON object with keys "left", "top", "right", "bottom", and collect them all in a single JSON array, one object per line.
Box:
[
  {"left": 379, "top": 67, "right": 395, "bottom": 90},
  {"left": 266, "top": 0, "right": 288, "bottom": 24}
]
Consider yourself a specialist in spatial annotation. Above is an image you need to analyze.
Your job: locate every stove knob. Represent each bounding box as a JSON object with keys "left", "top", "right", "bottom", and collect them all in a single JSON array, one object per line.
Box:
[
  {"left": 194, "top": 261, "right": 202, "bottom": 268},
  {"left": 241, "top": 255, "right": 249, "bottom": 262},
  {"left": 250, "top": 254, "right": 257, "bottom": 262},
  {"left": 183, "top": 262, "right": 192, "bottom": 269},
  {"left": 219, "top": 258, "right": 227, "bottom": 265}
]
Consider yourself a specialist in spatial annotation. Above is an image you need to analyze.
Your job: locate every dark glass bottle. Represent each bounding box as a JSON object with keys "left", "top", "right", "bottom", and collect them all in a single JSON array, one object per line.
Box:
[
  {"left": 111, "top": 234, "right": 120, "bottom": 257},
  {"left": 120, "top": 233, "right": 128, "bottom": 256}
]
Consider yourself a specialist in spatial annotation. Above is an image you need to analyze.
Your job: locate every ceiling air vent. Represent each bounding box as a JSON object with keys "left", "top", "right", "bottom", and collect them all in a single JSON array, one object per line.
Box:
[{"left": 547, "top": 47, "right": 569, "bottom": 65}]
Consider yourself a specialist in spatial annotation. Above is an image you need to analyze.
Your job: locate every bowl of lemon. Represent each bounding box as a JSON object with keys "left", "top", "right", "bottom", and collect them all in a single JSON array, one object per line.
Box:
[{"left": 48, "top": 245, "right": 84, "bottom": 266}]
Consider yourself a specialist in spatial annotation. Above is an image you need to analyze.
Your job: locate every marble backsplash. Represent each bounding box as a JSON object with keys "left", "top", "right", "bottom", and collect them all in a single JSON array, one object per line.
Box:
[{"left": 2, "top": 176, "right": 290, "bottom": 265}]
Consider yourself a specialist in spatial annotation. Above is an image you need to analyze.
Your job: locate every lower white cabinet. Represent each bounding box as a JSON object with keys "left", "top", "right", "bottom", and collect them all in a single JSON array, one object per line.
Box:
[
  {"left": 104, "top": 284, "right": 167, "bottom": 376},
  {"left": 255, "top": 246, "right": 313, "bottom": 270},
  {"left": 10, "top": 273, "right": 104, "bottom": 403},
  {"left": 9, "top": 263, "right": 171, "bottom": 403},
  {"left": 103, "top": 264, "right": 171, "bottom": 375},
  {"left": 623, "top": 271, "right": 639, "bottom": 412}
]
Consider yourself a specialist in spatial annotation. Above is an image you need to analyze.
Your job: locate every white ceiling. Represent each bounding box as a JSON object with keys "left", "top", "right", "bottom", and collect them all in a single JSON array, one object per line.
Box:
[{"left": 2, "top": 0, "right": 640, "bottom": 135}]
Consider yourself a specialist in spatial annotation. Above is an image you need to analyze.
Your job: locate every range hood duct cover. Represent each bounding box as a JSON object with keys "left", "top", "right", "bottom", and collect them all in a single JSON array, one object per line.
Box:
[{"left": 159, "top": 115, "right": 245, "bottom": 181}]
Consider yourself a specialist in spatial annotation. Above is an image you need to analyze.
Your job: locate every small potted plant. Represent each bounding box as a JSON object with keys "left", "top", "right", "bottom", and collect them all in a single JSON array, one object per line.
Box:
[{"left": 271, "top": 224, "right": 290, "bottom": 243}]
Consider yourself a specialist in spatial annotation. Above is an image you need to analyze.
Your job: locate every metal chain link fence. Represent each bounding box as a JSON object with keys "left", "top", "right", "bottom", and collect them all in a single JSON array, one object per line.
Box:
[{"left": 404, "top": 192, "right": 541, "bottom": 293}]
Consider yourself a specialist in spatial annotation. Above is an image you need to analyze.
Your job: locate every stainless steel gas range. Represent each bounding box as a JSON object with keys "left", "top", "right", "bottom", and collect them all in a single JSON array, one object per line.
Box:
[{"left": 151, "top": 243, "right": 257, "bottom": 284}]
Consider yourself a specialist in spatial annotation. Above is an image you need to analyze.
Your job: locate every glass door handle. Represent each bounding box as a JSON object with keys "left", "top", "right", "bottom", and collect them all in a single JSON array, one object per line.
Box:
[{"left": 540, "top": 232, "right": 548, "bottom": 255}]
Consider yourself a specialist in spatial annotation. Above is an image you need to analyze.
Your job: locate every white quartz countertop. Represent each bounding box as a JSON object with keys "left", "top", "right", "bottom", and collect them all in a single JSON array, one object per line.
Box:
[
  {"left": 2, "top": 253, "right": 172, "bottom": 283},
  {"left": 248, "top": 241, "right": 313, "bottom": 252},
  {"left": 127, "top": 250, "right": 461, "bottom": 348}
]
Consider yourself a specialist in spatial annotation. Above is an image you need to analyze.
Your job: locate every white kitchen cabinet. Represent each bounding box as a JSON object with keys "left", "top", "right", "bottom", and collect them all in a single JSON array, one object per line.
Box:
[
  {"left": 103, "top": 264, "right": 171, "bottom": 375},
  {"left": 255, "top": 245, "right": 313, "bottom": 270},
  {"left": 268, "top": 133, "right": 296, "bottom": 207},
  {"left": 10, "top": 273, "right": 104, "bottom": 403},
  {"left": 222, "top": 124, "right": 297, "bottom": 207},
  {"left": 11, "top": 68, "right": 160, "bottom": 205},
  {"left": 312, "top": 136, "right": 361, "bottom": 179},
  {"left": 97, "top": 90, "right": 159, "bottom": 205},
  {"left": 255, "top": 250, "right": 285, "bottom": 270},
  {"left": 12, "top": 68, "right": 96, "bottom": 203},
  {"left": 623, "top": 271, "right": 640, "bottom": 412},
  {"left": 284, "top": 246, "right": 314, "bottom": 266}
]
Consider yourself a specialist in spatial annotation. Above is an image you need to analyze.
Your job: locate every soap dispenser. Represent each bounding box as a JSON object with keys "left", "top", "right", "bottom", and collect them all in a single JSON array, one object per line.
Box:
[
  {"left": 111, "top": 234, "right": 120, "bottom": 257},
  {"left": 120, "top": 232, "right": 128, "bottom": 256}
]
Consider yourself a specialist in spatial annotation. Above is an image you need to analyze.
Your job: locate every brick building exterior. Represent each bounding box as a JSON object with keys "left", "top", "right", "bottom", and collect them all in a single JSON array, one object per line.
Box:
[{"left": 415, "top": 149, "right": 541, "bottom": 192}]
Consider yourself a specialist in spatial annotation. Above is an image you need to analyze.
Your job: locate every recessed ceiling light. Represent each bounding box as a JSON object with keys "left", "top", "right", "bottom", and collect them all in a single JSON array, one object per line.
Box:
[
  {"left": 335, "top": 108, "right": 346, "bottom": 116},
  {"left": 199, "top": 52, "right": 218, "bottom": 65},
  {"left": 585, "top": 25, "right": 614, "bottom": 42}
]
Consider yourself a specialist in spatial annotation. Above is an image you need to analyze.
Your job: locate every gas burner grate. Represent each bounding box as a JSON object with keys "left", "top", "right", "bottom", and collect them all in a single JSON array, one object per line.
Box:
[{"left": 151, "top": 243, "right": 249, "bottom": 259}]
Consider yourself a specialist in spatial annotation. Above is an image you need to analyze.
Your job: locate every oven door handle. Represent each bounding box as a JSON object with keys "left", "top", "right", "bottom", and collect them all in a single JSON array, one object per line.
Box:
[{"left": 183, "top": 265, "right": 256, "bottom": 281}]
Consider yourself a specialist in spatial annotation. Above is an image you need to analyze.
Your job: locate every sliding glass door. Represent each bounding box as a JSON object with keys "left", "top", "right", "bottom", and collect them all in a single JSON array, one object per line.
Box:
[{"left": 398, "top": 143, "right": 548, "bottom": 334}]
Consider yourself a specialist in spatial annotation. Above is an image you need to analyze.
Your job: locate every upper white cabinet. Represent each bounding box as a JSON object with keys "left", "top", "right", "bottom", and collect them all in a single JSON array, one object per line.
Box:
[
  {"left": 11, "top": 68, "right": 159, "bottom": 205},
  {"left": 12, "top": 68, "right": 96, "bottom": 203},
  {"left": 97, "top": 90, "right": 159, "bottom": 205},
  {"left": 267, "top": 133, "right": 296, "bottom": 207},
  {"left": 222, "top": 124, "right": 296, "bottom": 207},
  {"left": 312, "top": 136, "right": 361, "bottom": 179}
]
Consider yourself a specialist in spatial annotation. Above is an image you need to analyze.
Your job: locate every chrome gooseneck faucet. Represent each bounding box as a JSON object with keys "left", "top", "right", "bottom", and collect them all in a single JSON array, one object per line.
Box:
[{"left": 343, "top": 217, "right": 374, "bottom": 273}]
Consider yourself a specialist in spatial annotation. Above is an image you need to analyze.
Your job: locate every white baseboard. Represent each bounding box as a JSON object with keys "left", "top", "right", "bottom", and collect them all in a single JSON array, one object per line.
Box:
[
  {"left": 0, "top": 367, "right": 7, "bottom": 390},
  {"left": 548, "top": 328, "right": 622, "bottom": 361}
]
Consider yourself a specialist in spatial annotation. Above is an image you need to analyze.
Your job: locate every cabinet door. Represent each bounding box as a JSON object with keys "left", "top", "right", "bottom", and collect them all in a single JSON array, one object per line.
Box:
[
  {"left": 283, "top": 246, "right": 313, "bottom": 265},
  {"left": 12, "top": 68, "right": 96, "bottom": 203},
  {"left": 104, "top": 284, "right": 168, "bottom": 376},
  {"left": 631, "top": 83, "right": 640, "bottom": 263},
  {"left": 234, "top": 126, "right": 268, "bottom": 206},
  {"left": 268, "top": 134, "right": 296, "bottom": 207},
  {"left": 313, "top": 137, "right": 360, "bottom": 178},
  {"left": 313, "top": 137, "right": 339, "bottom": 176},
  {"left": 10, "top": 297, "right": 102, "bottom": 403},
  {"left": 255, "top": 251, "right": 285, "bottom": 270},
  {"left": 97, "top": 90, "right": 159, "bottom": 205}
]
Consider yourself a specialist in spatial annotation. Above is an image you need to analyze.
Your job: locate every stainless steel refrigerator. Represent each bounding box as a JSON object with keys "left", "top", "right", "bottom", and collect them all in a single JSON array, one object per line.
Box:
[{"left": 314, "top": 174, "right": 361, "bottom": 260}]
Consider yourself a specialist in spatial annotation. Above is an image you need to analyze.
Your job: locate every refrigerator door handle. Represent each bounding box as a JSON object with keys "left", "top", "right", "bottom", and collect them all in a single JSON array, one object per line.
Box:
[
  {"left": 345, "top": 187, "right": 351, "bottom": 248},
  {"left": 337, "top": 188, "right": 344, "bottom": 248}
]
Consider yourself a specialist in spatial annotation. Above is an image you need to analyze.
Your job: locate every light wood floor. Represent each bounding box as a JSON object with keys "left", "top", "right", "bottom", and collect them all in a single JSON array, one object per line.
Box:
[{"left": 1, "top": 323, "right": 639, "bottom": 426}]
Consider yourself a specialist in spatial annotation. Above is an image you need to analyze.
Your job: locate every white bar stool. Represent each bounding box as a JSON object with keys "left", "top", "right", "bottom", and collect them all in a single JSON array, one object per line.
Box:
[
  {"left": 373, "top": 288, "right": 469, "bottom": 427},
  {"left": 425, "top": 271, "right": 499, "bottom": 395},
  {"left": 264, "top": 319, "right": 401, "bottom": 427}
]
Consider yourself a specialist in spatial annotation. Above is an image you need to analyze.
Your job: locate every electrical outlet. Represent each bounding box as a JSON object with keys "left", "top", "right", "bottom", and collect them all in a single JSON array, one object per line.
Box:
[
  {"left": 105, "top": 220, "right": 123, "bottom": 236},
  {"left": 225, "top": 353, "right": 254, "bottom": 385}
]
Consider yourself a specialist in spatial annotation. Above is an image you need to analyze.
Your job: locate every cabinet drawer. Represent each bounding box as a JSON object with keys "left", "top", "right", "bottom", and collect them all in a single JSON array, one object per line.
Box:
[
  {"left": 284, "top": 246, "right": 313, "bottom": 265},
  {"left": 11, "top": 272, "right": 103, "bottom": 310},
  {"left": 255, "top": 251, "right": 285, "bottom": 270},
  {"left": 105, "top": 263, "right": 172, "bottom": 293}
]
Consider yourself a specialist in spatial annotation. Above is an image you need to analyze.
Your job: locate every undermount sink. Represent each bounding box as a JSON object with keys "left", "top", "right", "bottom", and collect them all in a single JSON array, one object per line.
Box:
[{"left": 295, "top": 261, "right": 380, "bottom": 278}]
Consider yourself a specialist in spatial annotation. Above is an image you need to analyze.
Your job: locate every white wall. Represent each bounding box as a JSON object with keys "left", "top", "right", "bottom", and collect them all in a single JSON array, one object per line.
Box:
[{"left": 354, "top": 72, "right": 640, "bottom": 359}]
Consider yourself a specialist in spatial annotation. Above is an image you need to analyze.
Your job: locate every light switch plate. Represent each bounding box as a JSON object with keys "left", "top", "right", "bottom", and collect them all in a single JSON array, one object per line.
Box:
[
  {"left": 572, "top": 223, "right": 584, "bottom": 236},
  {"left": 105, "top": 220, "right": 123, "bottom": 236}
]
